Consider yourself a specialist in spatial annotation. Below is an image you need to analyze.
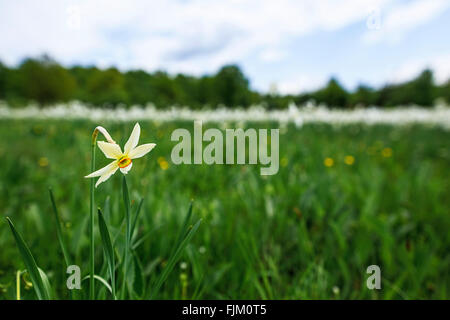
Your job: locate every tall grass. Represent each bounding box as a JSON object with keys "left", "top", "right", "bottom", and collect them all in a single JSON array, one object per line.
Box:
[
  {"left": 0, "top": 120, "right": 448, "bottom": 299},
  {"left": 2, "top": 122, "right": 201, "bottom": 300}
]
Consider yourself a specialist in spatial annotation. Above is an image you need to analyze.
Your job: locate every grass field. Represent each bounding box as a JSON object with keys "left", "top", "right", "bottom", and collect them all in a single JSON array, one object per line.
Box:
[{"left": 0, "top": 119, "right": 449, "bottom": 299}]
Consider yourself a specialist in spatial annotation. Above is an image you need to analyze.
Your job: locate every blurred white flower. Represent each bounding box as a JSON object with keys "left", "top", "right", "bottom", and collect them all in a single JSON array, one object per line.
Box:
[
  {"left": 1, "top": 101, "right": 449, "bottom": 130},
  {"left": 332, "top": 286, "right": 340, "bottom": 295}
]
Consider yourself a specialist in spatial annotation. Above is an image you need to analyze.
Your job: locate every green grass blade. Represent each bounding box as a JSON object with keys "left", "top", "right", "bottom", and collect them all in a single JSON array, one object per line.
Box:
[
  {"left": 151, "top": 216, "right": 202, "bottom": 299},
  {"left": 103, "top": 196, "right": 111, "bottom": 223},
  {"left": 48, "top": 188, "right": 71, "bottom": 267},
  {"left": 98, "top": 208, "right": 116, "bottom": 299},
  {"left": 175, "top": 202, "right": 193, "bottom": 248},
  {"left": 6, "top": 217, "right": 50, "bottom": 300},
  {"left": 38, "top": 268, "right": 53, "bottom": 299},
  {"left": 132, "top": 252, "right": 144, "bottom": 298},
  {"left": 82, "top": 275, "right": 113, "bottom": 295},
  {"left": 167, "top": 202, "right": 193, "bottom": 258},
  {"left": 131, "top": 224, "right": 163, "bottom": 250},
  {"left": 112, "top": 217, "right": 126, "bottom": 246},
  {"left": 130, "top": 198, "right": 144, "bottom": 243}
]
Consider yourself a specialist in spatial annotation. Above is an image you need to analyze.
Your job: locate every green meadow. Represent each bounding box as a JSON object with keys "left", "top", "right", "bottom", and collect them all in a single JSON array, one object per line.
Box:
[{"left": 0, "top": 119, "right": 448, "bottom": 299}]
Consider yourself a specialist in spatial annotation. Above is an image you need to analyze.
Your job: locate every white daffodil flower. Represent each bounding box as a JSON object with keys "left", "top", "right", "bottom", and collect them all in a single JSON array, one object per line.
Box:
[{"left": 85, "top": 123, "right": 156, "bottom": 187}]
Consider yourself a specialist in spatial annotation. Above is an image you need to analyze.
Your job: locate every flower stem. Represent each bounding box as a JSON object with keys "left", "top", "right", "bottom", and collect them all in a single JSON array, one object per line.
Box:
[
  {"left": 121, "top": 176, "right": 131, "bottom": 299},
  {"left": 16, "top": 270, "right": 21, "bottom": 300},
  {"left": 89, "top": 129, "right": 98, "bottom": 300}
]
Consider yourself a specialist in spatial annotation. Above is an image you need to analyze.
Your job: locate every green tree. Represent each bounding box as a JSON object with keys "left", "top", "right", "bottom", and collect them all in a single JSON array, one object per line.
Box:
[
  {"left": 377, "top": 70, "right": 435, "bottom": 107},
  {"left": 69, "top": 66, "right": 98, "bottom": 102},
  {"left": 150, "top": 71, "right": 180, "bottom": 108},
  {"left": 197, "top": 76, "right": 215, "bottom": 107},
  {"left": 0, "top": 61, "right": 7, "bottom": 99},
  {"left": 174, "top": 74, "right": 201, "bottom": 108},
  {"left": 314, "top": 77, "right": 349, "bottom": 108},
  {"left": 213, "top": 65, "right": 252, "bottom": 108},
  {"left": 436, "top": 80, "right": 450, "bottom": 104},
  {"left": 350, "top": 85, "right": 376, "bottom": 107},
  {"left": 18, "top": 55, "right": 76, "bottom": 105},
  {"left": 1, "top": 54, "right": 446, "bottom": 109},
  {"left": 408, "top": 69, "right": 435, "bottom": 106},
  {"left": 86, "top": 67, "right": 128, "bottom": 106},
  {"left": 124, "top": 70, "right": 155, "bottom": 106}
]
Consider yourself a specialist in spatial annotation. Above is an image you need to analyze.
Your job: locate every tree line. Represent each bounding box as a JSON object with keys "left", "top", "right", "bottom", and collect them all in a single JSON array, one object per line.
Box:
[{"left": 0, "top": 55, "right": 449, "bottom": 109}]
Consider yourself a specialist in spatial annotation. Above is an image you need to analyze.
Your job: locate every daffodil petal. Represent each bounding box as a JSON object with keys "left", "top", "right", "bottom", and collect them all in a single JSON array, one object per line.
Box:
[
  {"left": 95, "top": 163, "right": 119, "bottom": 187},
  {"left": 98, "top": 141, "right": 122, "bottom": 159},
  {"left": 124, "top": 123, "right": 140, "bottom": 154},
  {"left": 85, "top": 161, "right": 118, "bottom": 178},
  {"left": 95, "top": 126, "right": 115, "bottom": 144},
  {"left": 129, "top": 143, "right": 156, "bottom": 159},
  {"left": 120, "top": 162, "right": 132, "bottom": 174}
]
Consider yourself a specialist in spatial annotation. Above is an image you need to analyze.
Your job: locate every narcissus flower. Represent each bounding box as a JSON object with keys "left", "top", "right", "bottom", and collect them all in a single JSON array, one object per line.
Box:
[{"left": 85, "top": 123, "right": 156, "bottom": 187}]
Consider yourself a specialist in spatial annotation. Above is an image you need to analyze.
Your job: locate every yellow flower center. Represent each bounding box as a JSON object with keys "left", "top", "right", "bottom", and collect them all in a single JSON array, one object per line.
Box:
[{"left": 118, "top": 155, "right": 132, "bottom": 168}]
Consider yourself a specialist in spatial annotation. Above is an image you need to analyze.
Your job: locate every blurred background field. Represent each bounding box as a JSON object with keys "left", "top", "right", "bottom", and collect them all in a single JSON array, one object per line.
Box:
[{"left": 0, "top": 119, "right": 448, "bottom": 299}]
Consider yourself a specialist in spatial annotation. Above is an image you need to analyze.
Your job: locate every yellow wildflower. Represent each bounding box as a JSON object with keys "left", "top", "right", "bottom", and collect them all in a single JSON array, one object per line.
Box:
[
  {"left": 344, "top": 155, "right": 355, "bottom": 165},
  {"left": 324, "top": 157, "right": 334, "bottom": 167},
  {"left": 38, "top": 157, "right": 49, "bottom": 167},
  {"left": 382, "top": 147, "right": 392, "bottom": 158}
]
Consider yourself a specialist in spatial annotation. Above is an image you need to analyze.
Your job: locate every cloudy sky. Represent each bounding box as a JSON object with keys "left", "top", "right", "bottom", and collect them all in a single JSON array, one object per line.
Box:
[{"left": 1, "top": 0, "right": 450, "bottom": 94}]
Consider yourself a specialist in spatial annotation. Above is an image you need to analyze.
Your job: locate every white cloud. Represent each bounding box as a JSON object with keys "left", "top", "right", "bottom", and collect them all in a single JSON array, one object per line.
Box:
[
  {"left": 276, "top": 75, "right": 327, "bottom": 95},
  {"left": 0, "top": 0, "right": 391, "bottom": 72},
  {"left": 363, "top": 0, "right": 450, "bottom": 45},
  {"left": 389, "top": 54, "right": 450, "bottom": 84},
  {"left": 259, "top": 49, "right": 288, "bottom": 63}
]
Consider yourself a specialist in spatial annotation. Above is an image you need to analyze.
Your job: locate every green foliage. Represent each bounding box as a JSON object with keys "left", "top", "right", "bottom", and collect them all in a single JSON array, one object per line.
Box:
[
  {"left": 17, "top": 55, "right": 76, "bottom": 104},
  {"left": 98, "top": 209, "right": 116, "bottom": 299},
  {"left": 6, "top": 217, "right": 52, "bottom": 300},
  {"left": 123, "top": 70, "right": 155, "bottom": 106},
  {"left": 151, "top": 204, "right": 202, "bottom": 298},
  {"left": 213, "top": 65, "right": 253, "bottom": 107},
  {"left": 0, "top": 56, "right": 449, "bottom": 108},
  {"left": 0, "top": 61, "right": 7, "bottom": 99},
  {"left": 86, "top": 67, "right": 128, "bottom": 106},
  {"left": 0, "top": 120, "right": 448, "bottom": 299},
  {"left": 314, "top": 78, "right": 350, "bottom": 108},
  {"left": 350, "top": 85, "right": 377, "bottom": 107},
  {"left": 49, "top": 188, "right": 71, "bottom": 267},
  {"left": 437, "top": 80, "right": 450, "bottom": 103},
  {"left": 3, "top": 138, "right": 201, "bottom": 300},
  {"left": 409, "top": 69, "right": 435, "bottom": 106},
  {"left": 375, "top": 70, "right": 436, "bottom": 107}
]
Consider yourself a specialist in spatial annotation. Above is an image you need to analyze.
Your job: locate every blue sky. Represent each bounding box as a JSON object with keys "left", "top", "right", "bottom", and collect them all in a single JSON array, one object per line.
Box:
[{"left": 1, "top": 0, "right": 449, "bottom": 94}]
